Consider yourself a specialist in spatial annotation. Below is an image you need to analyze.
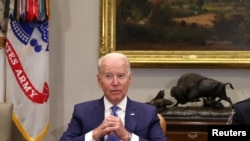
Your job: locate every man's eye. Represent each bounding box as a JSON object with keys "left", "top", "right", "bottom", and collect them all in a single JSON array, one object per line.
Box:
[
  {"left": 117, "top": 74, "right": 125, "bottom": 79},
  {"left": 105, "top": 74, "right": 113, "bottom": 79}
]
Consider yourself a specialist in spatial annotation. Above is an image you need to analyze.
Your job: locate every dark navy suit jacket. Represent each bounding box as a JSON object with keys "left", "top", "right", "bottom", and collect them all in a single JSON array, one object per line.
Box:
[
  {"left": 231, "top": 98, "right": 250, "bottom": 125},
  {"left": 60, "top": 96, "right": 167, "bottom": 141}
]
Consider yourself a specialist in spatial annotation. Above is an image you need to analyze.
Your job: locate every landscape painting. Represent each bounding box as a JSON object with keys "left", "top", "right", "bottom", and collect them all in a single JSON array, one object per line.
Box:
[
  {"left": 116, "top": 0, "right": 250, "bottom": 51},
  {"left": 99, "top": 0, "right": 250, "bottom": 68}
]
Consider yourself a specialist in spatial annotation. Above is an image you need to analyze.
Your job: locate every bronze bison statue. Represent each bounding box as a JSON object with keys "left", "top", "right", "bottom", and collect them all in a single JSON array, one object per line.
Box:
[{"left": 170, "top": 73, "right": 234, "bottom": 108}]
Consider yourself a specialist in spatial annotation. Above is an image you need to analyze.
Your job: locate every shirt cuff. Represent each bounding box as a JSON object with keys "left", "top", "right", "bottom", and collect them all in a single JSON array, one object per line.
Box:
[
  {"left": 131, "top": 133, "right": 139, "bottom": 141},
  {"left": 85, "top": 130, "right": 96, "bottom": 141}
]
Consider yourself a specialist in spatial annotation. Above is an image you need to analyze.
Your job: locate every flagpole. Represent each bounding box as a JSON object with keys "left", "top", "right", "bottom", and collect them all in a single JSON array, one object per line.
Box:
[
  {"left": 0, "top": 46, "right": 5, "bottom": 102},
  {"left": 0, "top": 0, "right": 9, "bottom": 103}
]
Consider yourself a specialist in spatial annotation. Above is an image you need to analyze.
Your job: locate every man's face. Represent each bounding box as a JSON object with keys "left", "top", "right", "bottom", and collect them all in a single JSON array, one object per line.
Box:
[{"left": 97, "top": 58, "right": 131, "bottom": 105}]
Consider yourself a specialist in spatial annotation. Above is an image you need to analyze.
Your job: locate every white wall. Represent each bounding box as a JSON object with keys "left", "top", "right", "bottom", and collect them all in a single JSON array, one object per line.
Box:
[{"left": 46, "top": 0, "right": 250, "bottom": 141}]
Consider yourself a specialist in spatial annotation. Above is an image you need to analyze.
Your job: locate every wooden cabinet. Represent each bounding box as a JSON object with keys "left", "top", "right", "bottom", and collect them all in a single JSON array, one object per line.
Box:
[
  {"left": 165, "top": 118, "right": 227, "bottom": 141},
  {"left": 160, "top": 106, "right": 231, "bottom": 141}
]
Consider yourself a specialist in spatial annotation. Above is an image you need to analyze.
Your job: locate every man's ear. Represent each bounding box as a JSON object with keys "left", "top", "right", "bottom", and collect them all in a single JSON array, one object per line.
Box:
[
  {"left": 128, "top": 73, "right": 132, "bottom": 84},
  {"left": 97, "top": 75, "right": 102, "bottom": 88},
  {"left": 97, "top": 74, "right": 101, "bottom": 82}
]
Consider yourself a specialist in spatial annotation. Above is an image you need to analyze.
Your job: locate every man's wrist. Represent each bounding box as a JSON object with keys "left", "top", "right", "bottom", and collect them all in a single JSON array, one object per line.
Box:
[{"left": 127, "top": 132, "right": 132, "bottom": 141}]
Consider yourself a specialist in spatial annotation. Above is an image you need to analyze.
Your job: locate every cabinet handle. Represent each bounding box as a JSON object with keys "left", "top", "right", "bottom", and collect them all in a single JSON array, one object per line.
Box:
[{"left": 187, "top": 132, "right": 198, "bottom": 139}]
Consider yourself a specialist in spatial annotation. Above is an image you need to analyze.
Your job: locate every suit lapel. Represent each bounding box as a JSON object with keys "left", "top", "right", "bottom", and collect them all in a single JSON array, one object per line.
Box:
[
  {"left": 125, "top": 98, "right": 138, "bottom": 132},
  {"left": 91, "top": 98, "right": 105, "bottom": 129}
]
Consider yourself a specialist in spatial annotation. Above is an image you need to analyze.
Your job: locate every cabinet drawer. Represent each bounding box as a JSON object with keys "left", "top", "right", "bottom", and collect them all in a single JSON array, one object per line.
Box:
[{"left": 166, "top": 131, "right": 207, "bottom": 141}]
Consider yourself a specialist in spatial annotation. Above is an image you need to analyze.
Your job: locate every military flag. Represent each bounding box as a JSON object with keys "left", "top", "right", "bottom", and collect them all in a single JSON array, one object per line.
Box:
[{"left": 5, "top": 0, "right": 50, "bottom": 140}]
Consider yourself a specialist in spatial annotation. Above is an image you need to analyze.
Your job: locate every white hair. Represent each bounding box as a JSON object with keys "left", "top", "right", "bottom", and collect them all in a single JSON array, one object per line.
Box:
[{"left": 98, "top": 52, "right": 131, "bottom": 73}]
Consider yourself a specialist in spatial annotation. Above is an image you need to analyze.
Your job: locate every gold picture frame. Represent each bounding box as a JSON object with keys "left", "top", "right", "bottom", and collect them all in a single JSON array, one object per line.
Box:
[{"left": 99, "top": 0, "right": 250, "bottom": 68}]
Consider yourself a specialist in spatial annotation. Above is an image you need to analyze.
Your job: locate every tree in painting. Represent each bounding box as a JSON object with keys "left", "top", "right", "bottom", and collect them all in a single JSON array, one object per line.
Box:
[{"left": 116, "top": 0, "right": 250, "bottom": 51}]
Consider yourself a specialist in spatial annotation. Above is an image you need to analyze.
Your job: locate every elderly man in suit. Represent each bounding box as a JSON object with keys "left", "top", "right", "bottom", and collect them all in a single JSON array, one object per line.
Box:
[{"left": 60, "top": 52, "right": 167, "bottom": 141}]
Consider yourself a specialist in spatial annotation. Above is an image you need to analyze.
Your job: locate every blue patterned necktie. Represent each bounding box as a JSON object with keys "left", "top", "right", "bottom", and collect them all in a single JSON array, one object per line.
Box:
[{"left": 107, "top": 105, "right": 120, "bottom": 141}]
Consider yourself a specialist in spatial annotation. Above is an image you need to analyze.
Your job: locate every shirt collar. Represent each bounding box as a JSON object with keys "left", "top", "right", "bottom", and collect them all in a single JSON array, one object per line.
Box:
[{"left": 104, "top": 96, "right": 127, "bottom": 112}]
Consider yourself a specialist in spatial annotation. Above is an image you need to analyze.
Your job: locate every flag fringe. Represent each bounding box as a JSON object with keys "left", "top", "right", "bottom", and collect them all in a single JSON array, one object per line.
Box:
[{"left": 12, "top": 112, "right": 50, "bottom": 141}]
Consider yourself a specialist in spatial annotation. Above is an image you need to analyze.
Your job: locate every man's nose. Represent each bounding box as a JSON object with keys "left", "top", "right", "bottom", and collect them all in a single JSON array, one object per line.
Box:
[{"left": 111, "top": 76, "right": 119, "bottom": 84}]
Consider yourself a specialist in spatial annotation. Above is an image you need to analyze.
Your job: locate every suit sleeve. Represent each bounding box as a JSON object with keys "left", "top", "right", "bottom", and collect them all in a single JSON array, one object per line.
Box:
[
  {"left": 59, "top": 105, "right": 86, "bottom": 141},
  {"left": 136, "top": 105, "right": 168, "bottom": 141}
]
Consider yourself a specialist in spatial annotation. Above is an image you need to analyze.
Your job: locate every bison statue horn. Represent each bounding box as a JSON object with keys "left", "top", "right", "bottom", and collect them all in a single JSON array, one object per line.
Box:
[{"left": 146, "top": 90, "right": 173, "bottom": 112}]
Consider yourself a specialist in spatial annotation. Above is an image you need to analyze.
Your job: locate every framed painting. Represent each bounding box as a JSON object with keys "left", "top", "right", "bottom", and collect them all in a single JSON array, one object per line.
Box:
[{"left": 99, "top": 0, "right": 250, "bottom": 68}]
